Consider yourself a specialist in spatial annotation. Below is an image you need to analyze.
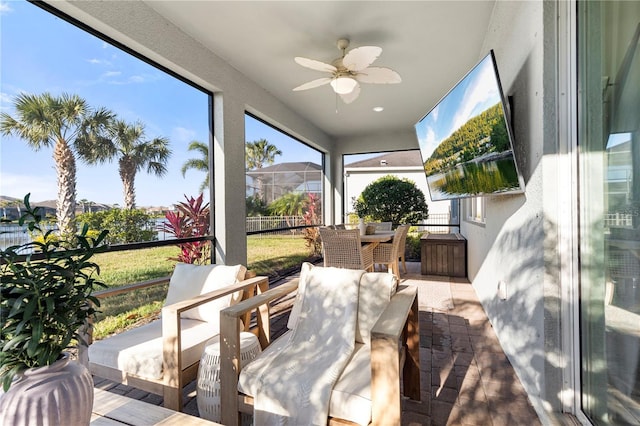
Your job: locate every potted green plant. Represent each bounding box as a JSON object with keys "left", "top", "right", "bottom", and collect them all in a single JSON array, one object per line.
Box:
[{"left": 0, "top": 194, "right": 108, "bottom": 425}]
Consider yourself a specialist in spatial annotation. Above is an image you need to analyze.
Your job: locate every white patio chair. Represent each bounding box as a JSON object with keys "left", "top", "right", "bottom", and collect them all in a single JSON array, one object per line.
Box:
[{"left": 86, "top": 263, "right": 269, "bottom": 411}]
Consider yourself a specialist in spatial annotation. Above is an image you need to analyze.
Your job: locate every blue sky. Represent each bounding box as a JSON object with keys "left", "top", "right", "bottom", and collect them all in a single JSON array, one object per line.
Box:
[
  {"left": 0, "top": 1, "right": 322, "bottom": 207},
  {"left": 414, "top": 53, "right": 500, "bottom": 161}
]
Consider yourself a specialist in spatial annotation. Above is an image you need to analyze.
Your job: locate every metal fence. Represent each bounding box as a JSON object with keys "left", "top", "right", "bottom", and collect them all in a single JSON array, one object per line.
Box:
[
  {"left": 1, "top": 213, "right": 460, "bottom": 250},
  {"left": 604, "top": 213, "right": 633, "bottom": 228}
]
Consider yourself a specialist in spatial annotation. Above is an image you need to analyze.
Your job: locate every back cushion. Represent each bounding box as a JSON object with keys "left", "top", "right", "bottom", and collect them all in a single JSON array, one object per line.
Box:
[
  {"left": 355, "top": 272, "right": 397, "bottom": 344},
  {"left": 164, "top": 263, "right": 246, "bottom": 324},
  {"left": 287, "top": 263, "right": 397, "bottom": 345}
]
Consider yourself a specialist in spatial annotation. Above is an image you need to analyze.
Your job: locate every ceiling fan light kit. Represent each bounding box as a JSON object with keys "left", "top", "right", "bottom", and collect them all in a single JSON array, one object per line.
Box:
[
  {"left": 293, "top": 38, "right": 401, "bottom": 104},
  {"left": 329, "top": 76, "right": 358, "bottom": 94}
]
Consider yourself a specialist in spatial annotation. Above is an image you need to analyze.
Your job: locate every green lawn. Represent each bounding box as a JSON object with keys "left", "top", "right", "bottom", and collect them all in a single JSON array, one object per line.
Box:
[{"left": 91, "top": 236, "right": 314, "bottom": 339}]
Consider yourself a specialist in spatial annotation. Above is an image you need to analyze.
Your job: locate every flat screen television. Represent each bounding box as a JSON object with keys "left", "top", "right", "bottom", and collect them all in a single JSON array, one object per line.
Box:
[{"left": 414, "top": 50, "right": 524, "bottom": 201}]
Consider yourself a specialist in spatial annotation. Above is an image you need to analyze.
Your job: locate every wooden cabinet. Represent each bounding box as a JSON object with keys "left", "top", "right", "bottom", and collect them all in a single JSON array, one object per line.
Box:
[{"left": 420, "top": 233, "right": 467, "bottom": 277}]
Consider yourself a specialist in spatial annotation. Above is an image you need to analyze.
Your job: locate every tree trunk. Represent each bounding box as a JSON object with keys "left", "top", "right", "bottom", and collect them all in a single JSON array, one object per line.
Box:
[
  {"left": 54, "top": 138, "right": 77, "bottom": 237},
  {"left": 119, "top": 159, "right": 137, "bottom": 210}
]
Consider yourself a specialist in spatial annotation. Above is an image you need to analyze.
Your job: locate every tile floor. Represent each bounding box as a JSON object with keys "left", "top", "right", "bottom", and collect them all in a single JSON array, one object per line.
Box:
[{"left": 93, "top": 261, "right": 542, "bottom": 425}]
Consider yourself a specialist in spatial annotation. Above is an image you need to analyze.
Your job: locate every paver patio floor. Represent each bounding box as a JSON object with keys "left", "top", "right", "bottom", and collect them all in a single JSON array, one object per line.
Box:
[{"left": 93, "top": 261, "right": 541, "bottom": 425}]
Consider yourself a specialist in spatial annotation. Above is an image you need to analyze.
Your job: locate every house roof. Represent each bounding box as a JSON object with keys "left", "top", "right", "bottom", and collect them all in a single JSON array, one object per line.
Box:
[
  {"left": 345, "top": 150, "right": 424, "bottom": 168},
  {"left": 246, "top": 161, "right": 321, "bottom": 175}
]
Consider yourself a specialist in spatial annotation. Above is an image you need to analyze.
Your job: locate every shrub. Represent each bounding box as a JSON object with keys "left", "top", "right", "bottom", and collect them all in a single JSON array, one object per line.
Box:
[
  {"left": 359, "top": 175, "right": 429, "bottom": 227},
  {"left": 159, "top": 194, "right": 210, "bottom": 264},
  {"left": 78, "top": 209, "right": 156, "bottom": 244}
]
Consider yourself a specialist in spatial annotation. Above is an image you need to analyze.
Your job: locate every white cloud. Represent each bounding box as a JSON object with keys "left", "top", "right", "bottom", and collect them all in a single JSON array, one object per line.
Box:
[
  {"left": 451, "top": 61, "right": 498, "bottom": 132},
  {"left": 0, "top": 172, "right": 57, "bottom": 202},
  {"left": 0, "top": 92, "right": 14, "bottom": 111},
  {"left": 102, "top": 71, "right": 122, "bottom": 78},
  {"left": 87, "top": 58, "right": 108, "bottom": 66},
  {"left": 172, "top": 127, "right": 197, "bottom": 144},
  {"left": 0, "top": 2, "right": 13, "bottom": 15}
]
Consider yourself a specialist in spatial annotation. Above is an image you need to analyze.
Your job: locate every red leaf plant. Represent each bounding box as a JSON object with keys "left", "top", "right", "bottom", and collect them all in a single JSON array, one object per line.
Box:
[
  {"left": 302, "top": 192, "right": 322, "bottom": 255},
  {"left": 160, "top": 194, "right": 211, "bottom": 264}
]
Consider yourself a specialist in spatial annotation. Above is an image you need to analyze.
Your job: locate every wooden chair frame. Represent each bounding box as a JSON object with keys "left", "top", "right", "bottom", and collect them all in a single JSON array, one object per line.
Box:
[
  {"left": 82, "top": 273, "right": 269, "bottom": 412},
  {"left": 219, "top": 279, "right": 420, "bottom": 426},
  {"left": 373, "top": 225, "right": 410, "bottom": 279}
]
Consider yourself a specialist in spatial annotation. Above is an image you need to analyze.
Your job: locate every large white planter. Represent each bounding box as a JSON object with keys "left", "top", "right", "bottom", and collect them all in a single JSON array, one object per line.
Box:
[{"left": 0, "top": 353, "right": 93, "bottom": 426}]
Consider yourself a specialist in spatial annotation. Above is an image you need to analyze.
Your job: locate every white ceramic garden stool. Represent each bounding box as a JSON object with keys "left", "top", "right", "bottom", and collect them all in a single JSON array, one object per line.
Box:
[{"left": 197, "top": 331, "right": 261, "bottom": 422}]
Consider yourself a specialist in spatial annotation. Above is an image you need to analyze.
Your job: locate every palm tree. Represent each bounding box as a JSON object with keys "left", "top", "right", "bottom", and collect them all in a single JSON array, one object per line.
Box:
[
  {"left": 246, "top": 138, "right": 282, "bottom": 201},
  {"left": 0, "top": 92, "right": 113, "bottom": 236},
  {"left": 180, "top": 140, "right": 209, "bottom": 193},
  {"left": 245, "top": 138, "right": 282, "bottom": 170},
  {"left": 79, "top": 119, "right": 171, "bottom": 210}
]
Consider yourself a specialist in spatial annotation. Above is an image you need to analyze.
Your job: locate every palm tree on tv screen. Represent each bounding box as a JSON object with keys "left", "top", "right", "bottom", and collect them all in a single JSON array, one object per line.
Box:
[
  {"left": 78, "top": 119, "right": 171, "bottom": 210},
  {"left": 180, "top": 140, "right": 209, "bottom": 193},
  {"left": 0, "top": 92, "right": 113, "bottom": 236}
]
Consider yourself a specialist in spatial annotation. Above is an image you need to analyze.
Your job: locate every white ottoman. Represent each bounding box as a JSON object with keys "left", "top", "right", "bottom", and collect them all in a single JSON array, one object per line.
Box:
[{"left": 197, "top": 331, "right": 261, "bottom": 422}]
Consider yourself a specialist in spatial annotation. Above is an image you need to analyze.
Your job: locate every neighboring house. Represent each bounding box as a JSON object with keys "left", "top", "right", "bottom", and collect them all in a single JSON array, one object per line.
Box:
[
  {"left": 344, "top": 150, "right": 458, "bottom": 227},
  {"left": 246, "top": 161, "right": 322, "bottom": 204}
]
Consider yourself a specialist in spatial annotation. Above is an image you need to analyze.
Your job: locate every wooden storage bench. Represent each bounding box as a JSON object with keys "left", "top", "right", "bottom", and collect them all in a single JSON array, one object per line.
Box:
[{"left": 421, "top": 233, "right": 467, "bottom": 277}]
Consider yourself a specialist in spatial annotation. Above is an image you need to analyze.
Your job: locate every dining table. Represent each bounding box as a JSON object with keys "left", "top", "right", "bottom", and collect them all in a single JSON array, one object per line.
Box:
[{"left": 359, "top": 230, "right": 395, "bottom": 249}]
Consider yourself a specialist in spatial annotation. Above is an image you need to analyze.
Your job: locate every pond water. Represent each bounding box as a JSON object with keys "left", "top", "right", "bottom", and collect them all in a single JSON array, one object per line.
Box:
[{"left": 427, "top": 155, "right": 521, "bottom": 200}]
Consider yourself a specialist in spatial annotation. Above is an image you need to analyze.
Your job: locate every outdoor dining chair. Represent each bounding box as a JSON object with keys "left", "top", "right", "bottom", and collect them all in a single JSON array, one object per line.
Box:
[
  {"left": 373, "top": 224, "right": 410, "bottom": 279},
  {"left": 368, "top": 221, "right": 393, "bottom": 231},
  {"left": 318, "top": 227, "right": 375, "bottom": 271}
]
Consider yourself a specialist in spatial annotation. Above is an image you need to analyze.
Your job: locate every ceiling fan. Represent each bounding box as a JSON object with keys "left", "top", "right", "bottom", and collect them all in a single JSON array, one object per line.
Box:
[{"left": 293, "top": 38, "right": 401, "bottom": 104}]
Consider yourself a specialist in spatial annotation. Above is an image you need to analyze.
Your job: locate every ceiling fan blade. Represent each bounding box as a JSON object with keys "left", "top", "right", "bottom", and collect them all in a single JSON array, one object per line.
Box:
[
  {"left": 294, "top": 57, "right": 337, "bottom": 73},
  {"left": 342, "top": 46, "right": 382, "bottom": 71},
  {"left": 355, "top": 67, "right": 402, "bottom": 84},
  {"left": 293, "top": 77, "right": 332, "bottom": 91},
  {"left": 339, "top": 83, "right": 361, "bottom": 104}
]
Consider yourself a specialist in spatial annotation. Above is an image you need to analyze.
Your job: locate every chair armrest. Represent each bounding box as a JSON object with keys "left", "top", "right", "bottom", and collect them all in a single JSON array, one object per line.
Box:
[
  {"left": 93, "top": 277, "right": 171, "bottom": 299},
  {"left": 370, "top": 284, "right": 420, "bottom": 425},
  {"left": 371, "top": 284, "right": 416, "bottom": 339},
  {"left": 161, "top": 275, "right": 269, "bottom": 410},
  {"left": 219, "top": 278, "right": 299, "bottom": 426}
]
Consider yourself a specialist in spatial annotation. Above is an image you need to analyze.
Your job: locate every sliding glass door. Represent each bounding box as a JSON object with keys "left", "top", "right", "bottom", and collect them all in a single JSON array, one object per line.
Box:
[{"left": 578, "top": 1, "right": 640, "bottom": 424}]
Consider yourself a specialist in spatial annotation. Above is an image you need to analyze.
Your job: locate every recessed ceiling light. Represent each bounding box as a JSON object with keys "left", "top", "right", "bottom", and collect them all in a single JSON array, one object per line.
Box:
[{"left": 373, "top": 106, "right": 384, "bottom": 112}]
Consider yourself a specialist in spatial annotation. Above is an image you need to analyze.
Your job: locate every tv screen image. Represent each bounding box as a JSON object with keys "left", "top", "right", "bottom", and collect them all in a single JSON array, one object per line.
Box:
[{"left": 414, "top": 50, "right": 524, "bottom": 201}]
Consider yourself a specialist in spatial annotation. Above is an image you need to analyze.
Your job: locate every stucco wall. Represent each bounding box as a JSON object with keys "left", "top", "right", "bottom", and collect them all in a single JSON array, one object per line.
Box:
[{"left": 460, "top": 1, "right": 561, "bottom": 422}]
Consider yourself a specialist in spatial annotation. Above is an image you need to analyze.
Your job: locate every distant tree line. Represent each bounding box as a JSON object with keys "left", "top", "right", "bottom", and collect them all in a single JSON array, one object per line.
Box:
[{"left": 424, "top": 103, "right": 509, "bottom": 175}]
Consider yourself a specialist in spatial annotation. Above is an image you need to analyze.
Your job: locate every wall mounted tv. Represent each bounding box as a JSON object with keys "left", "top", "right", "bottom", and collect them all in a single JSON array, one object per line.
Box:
[{"left": 414, "top": 50, "right": 524, "bottom": 201}]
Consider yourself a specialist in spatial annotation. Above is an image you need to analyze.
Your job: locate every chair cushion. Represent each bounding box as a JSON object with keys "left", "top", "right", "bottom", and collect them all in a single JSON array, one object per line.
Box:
[
  {"left": 287, "top": 263, "right": 397, "bottom": 344},
  {"left": 329, "top": 343, "right": 372, "bottom": 425},
  {"left": 89, "top": 318, "right": 218, "bottom": 380},
  {"left": 355, "top": 272, "right": 397, "bottom": 344},
  {"left": 239, "top": 336, "right": 373, "bottom": 426},
  {"left": 164, "top": 263, "right": 245, "bottom": 324}
]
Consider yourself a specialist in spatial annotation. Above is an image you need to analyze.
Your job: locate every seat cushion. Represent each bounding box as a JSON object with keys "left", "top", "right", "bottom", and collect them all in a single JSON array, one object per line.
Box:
[
  {"left": 239, "top": 337, "right": 373, "bottom": 426},
  {"left": 164, "top": 263, "right": 246, "bottom": 324},
  {"left": 329, "top": 343, "right": 372, "bottom": 425},
  {"left": 89, "top": 318, "right": 218, "bottom": 380}
]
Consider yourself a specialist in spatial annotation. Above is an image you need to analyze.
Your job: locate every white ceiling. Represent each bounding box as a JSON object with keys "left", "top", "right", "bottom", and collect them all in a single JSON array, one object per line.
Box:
[{"left": 144, "top": 1, "right": 497, "bottom": 139}]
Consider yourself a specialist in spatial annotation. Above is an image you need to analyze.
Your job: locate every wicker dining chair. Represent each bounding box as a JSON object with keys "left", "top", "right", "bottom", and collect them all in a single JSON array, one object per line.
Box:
[
  {"left": 368, "top": 221, "right": 393, "bottom": 231},
  {"left": 318, "top": 227, "right": 375, "bottom": 271},
  {"left": 373, "top": 224, "right": 410, "bottom": 279}
]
